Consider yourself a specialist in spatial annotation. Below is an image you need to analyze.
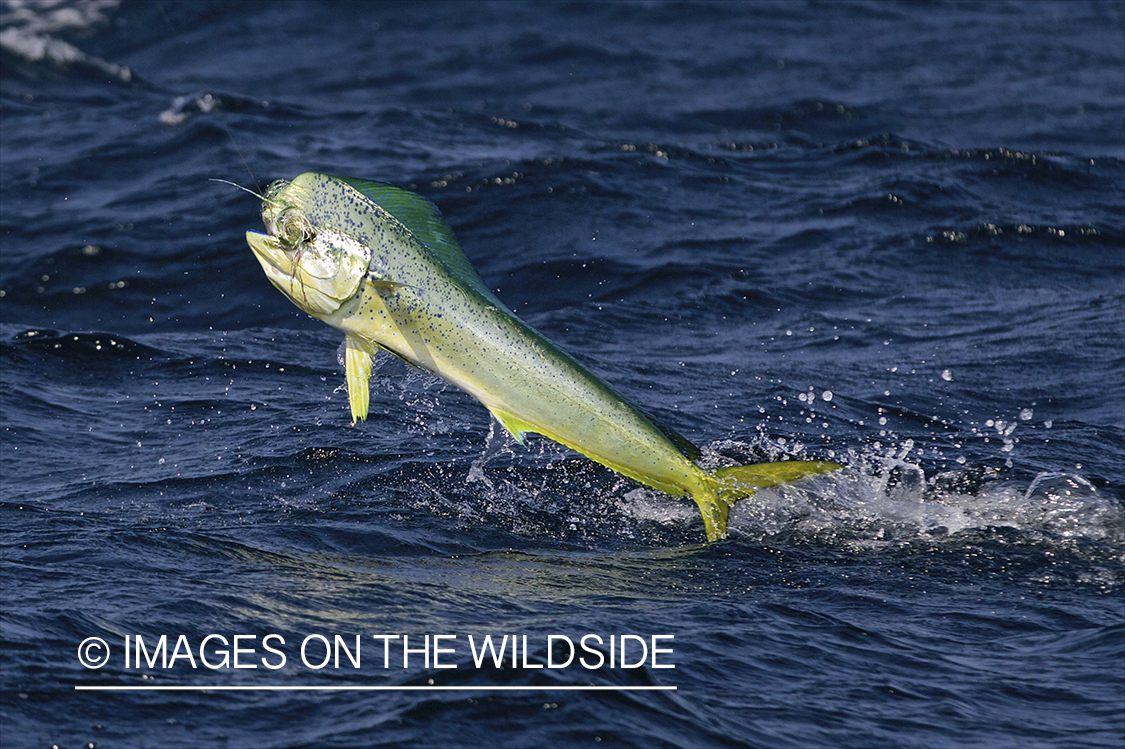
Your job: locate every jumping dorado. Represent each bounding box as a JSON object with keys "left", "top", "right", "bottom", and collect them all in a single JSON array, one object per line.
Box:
[{"left": 246, "top": 172, "right": 840, "bottom": 541}]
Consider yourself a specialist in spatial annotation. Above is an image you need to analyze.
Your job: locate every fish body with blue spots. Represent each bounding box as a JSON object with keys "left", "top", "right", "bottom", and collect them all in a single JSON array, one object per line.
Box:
[{"left": 246, "top": 172, "right": 839, "bottom": 540}]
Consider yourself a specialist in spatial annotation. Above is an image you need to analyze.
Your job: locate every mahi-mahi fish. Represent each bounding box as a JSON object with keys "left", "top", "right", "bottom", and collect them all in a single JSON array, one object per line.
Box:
[{"left": 246, "top": 172, "right": 840, "bottom": 541}]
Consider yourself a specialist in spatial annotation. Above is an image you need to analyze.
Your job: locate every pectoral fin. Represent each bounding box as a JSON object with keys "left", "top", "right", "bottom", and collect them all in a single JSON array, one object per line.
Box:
[
  {"left": 368, "top": 278, "right": 411, "bottom": 294},
  {"left": 344, "top": 333, "right": 374, "bottom": 424}
]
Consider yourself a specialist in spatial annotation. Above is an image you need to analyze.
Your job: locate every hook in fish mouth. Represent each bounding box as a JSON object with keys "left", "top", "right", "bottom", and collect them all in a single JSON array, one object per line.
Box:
[
  {"left": 247, "top": 228, "right": 343, "bottom": 315},
  {"left": 246, "top": 230, "right": 292, "bottom": 280},
  {"left": 246, "top": 179, "right": 372, "bottom": 317},
  {"left": 245, "top": 229, "right": 306, "bottom": 303},
  {"left": 245, "top": 177, "right": 318, "bottom": 290}
]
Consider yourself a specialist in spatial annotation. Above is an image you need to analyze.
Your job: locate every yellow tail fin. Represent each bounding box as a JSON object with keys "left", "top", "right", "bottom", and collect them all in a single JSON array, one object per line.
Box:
[{"left": 694, "top": 460, "right": 842, "bottom": 541}]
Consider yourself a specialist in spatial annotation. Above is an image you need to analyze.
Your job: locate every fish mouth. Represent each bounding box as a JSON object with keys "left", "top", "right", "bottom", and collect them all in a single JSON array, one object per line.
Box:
[
  {"left": 246, "top": 230, "right": 293, "bottom": 283},
  {"left": 246, "top": 229, "right": 325, "bottom": 311},
  {"left": 245, "top": 229, "right": 355, "bottom": 316}
]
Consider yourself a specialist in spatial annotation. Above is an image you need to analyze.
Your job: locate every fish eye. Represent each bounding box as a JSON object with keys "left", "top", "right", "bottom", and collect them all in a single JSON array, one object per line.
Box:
[{"left": 277, "top": 207, "right": 316, "bottom": 248}]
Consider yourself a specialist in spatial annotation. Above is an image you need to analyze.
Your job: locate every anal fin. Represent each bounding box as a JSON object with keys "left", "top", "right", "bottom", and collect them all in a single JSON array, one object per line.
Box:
[{"left": 489, "top": 408, "right": 535, "bottom": 446}]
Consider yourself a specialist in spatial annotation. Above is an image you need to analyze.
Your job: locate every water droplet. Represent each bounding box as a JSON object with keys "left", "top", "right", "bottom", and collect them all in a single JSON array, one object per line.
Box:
[
  {"left": 821, "top": 390, "right": 833, "bottom": 402},
  {"left": 941, "top": 369, "right": 952, "bottom": 381}
]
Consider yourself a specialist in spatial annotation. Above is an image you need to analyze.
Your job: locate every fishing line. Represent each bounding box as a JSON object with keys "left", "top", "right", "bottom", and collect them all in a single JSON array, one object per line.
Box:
[
  {"left": 207, "top": 179, "right": 279, "bottom": 207},
  {"left": 156, "top": 1, "right": 262, "bottom": 194}
]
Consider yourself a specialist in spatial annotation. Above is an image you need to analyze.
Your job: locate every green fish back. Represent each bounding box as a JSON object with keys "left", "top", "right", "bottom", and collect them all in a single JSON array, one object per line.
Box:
[{"left": 330, "top": 175, "right": 508, "bottom": 309}]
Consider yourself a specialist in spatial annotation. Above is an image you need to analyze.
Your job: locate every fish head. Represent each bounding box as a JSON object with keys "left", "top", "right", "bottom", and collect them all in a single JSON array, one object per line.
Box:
[{"left": 246, "top": 176, "right": 372, "bottom": 317}]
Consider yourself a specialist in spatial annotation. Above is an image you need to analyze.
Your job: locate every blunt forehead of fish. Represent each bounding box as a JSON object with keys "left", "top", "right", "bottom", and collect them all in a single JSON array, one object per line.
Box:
[
  {"left": 264, "top": 178, "right": 316, "bottom": 214},
  {"left": 294, "top": 183, "right": 376, "bottom": 250},
  {"left": 264, "top": 179, "right": 290, "bottom": 202},
  {"left": 261, "top": 179, "right": 289, "bottom": 221}
]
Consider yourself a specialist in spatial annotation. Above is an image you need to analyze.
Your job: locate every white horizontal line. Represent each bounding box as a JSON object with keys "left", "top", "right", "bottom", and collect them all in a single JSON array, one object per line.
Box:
[{"left": 75, "top": 685, "right": 676, "bottom": 692}]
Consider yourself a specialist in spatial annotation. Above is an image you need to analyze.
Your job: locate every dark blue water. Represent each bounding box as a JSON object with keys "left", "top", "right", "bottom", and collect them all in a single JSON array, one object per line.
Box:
[{"left": 2, "top": 1, "right": 1123, "bottom": 747}]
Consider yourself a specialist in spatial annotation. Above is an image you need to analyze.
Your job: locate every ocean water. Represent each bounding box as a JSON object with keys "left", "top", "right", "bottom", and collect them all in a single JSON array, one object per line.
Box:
[{"left": 1, "top": 1, "right": 1123, "bottom": 747}]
